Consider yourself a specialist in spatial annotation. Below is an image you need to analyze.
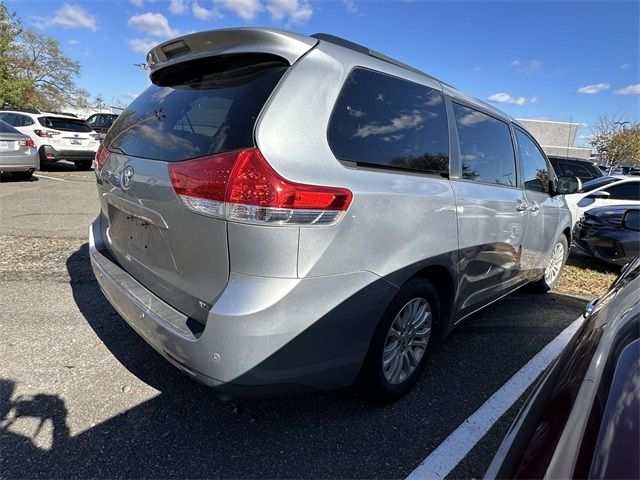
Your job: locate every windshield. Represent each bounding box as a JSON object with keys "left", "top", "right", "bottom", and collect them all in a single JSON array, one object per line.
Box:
[
  {"left": 39, "top": 116, "right": 93, "bottom": 133},
  {"left": 105, "top": 54, "right": 288, "bottom": 162},
  {"left": 581, "top": 176, "right": 619, "bottom": 192}
]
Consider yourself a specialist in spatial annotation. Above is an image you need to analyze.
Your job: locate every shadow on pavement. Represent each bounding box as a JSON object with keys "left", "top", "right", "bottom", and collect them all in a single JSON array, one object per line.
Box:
[
  {"left": 1, "top": 244, "right": 588, "bottom": 479},
  {"left": 39, "top": 160, "right": 91, "bottom": 172}
]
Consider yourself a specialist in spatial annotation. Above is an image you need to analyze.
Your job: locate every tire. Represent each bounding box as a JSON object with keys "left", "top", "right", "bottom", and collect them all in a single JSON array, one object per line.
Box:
[
  {"left": 532, "top": 235, "right": 569, "bottom": 293},
  {"left": 359, "top": 278, "right": 440, "bottom": 402},
  {"left": 75, "top": 161, "right": 92, "bottom": 171},
  {"left": 12, "top": 171, "right": 33, "bottom": 181}
]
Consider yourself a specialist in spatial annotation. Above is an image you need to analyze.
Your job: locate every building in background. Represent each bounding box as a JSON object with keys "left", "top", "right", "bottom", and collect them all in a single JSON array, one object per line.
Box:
[{"left": 517, "top": 118, "right": 592, "bottom": 160}]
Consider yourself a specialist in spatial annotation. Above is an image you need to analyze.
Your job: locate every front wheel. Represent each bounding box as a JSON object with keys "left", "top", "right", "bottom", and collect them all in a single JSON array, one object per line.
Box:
[
  {"left": 359, "top": 278, "right": 440, "bottom": 401},
  {"left": 533, "top": 235, "right": 569, "bottom": 292}
]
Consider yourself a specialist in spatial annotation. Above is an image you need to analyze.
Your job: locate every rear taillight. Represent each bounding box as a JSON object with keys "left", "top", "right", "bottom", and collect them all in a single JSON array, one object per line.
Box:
[
  {"left": 169, "top": 148, "right": 352, "bottom": 226},
  {"left": 19, "top": 139, "right": 36, "bottom": 148},
  {"left": 90, "top": 133, "right": 101, "bottom": 141},
  {"left": 34, "top": 129, "right": 59, "bottom": 138},
  {"left": 95, "top": 144, "right": 110, "bottom": 173}
]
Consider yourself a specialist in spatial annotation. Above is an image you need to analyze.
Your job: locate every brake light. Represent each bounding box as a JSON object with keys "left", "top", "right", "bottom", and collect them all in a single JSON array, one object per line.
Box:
[
  {"left": 34, "top": 129, "right": 59, "bottom": 138},
  {"left": 95, "top": 144, "right": 110, "bottom": 173},
  {"left": 169, "top": 148, "right": 352, "bottom": 226},
  {"left": 19, "top": 139, "right": 36, "bottom": 148}
]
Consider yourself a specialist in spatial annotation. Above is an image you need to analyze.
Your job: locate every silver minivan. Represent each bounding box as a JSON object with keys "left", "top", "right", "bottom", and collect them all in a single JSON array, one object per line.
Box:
[{"left": 90, "top": 28, "right": 578, "bottom": 399}]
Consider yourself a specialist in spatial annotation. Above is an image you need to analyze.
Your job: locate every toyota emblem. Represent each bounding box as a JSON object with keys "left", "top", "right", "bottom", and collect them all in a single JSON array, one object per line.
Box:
[{"left": 121, "top": 165, "right": 134, "bottom": 191}]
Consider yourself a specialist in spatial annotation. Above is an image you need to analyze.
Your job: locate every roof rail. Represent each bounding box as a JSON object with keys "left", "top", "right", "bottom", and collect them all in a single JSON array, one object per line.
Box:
[
  {"left": 311, "top": 33, "right": 440, "bottom": 84},
  {"left": 0, "top": 106, "right": 41, "bottom": 114}
]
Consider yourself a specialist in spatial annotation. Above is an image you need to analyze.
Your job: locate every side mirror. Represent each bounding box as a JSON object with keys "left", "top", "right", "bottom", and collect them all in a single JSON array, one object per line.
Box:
[
  {"left": 554, "top": 175, "right": 582, "bottom": 195},
  {"left": 622, "top": 210, "right": 640, "bottom": 232},
  {"left": 589, "top": 190, "right": 611, "bottom": 199}
]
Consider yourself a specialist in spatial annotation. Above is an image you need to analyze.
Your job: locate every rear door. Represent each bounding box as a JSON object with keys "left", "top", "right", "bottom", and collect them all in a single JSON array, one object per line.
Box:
[
  {"left": 97, "top": 54, "right": 289, "bottom": 323},
  {"left": 450, "top": 102, "right": 527, "bottom": 316},
  {"left": 514, "top": 128, "right": 561, "bottom": 278}
]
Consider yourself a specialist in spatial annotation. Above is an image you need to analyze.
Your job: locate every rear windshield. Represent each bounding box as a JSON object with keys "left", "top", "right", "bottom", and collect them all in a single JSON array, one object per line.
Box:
[
  {"left": 104, "top": 54, "right": 288, "bottom": 162},
  {"left": 39, "top": 116, "right": 93, "bottom": 133},
  {"left": 581, "top": 176, "right": 619, "bottom": 192}
]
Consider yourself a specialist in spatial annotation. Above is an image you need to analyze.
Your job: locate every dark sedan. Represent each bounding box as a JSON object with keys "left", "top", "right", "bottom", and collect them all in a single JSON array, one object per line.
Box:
[
  {"left": 573, "top": 205, "right": 640, "bottom": 265},
  {"left": 486, "top": 256, "right": 640, "bottom": 479}
]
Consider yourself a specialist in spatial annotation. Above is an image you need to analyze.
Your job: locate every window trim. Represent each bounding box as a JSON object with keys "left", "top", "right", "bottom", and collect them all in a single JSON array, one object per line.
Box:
[
  {"left": 514, "top": 126, "right": 554, "bottom": 195},
  {"left": 326, "top": 65, "right": 450, "bottom": 179},
  {"left": 450, "top": 100, "right": 519, "bottom": 189}
]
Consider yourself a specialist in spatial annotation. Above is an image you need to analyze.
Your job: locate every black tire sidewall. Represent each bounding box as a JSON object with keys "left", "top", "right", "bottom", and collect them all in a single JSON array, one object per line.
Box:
[{"left": 360, "top": 278, "right": 440, "bottom": 401}]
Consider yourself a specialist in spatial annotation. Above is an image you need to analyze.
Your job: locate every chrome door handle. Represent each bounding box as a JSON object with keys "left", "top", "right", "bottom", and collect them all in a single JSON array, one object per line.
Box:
[
  {"left": 515, "top": 202, "right": 529, "bottom": 212},
  {"left": 528, "top": 204, "right": 540, "bottom": 213}
]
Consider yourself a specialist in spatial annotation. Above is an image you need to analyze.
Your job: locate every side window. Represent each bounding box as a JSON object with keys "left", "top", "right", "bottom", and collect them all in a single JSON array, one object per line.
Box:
[
  {"left": 0, "top": 113, "right": 17, "bottom": 126},
  {"left": 515, "top": 129, "right": 550, "bottom": 193},
  {"left": 85, "top": 115, "right": 97, "bottom": 126},
  {"left": 561, "top": 163, "right": 592, "bottom": 180},
  {"left": 15, "top": 115, "right": 34, "bottom": 127},
  {"left": 604, "top": 183, "right": 640, "bottom": 201},
  {"left": 328, "top": 68, "right": 449, "bottom": 175},
  {"left": 453, "top": 103, "right": 517, "bottom": 187}
]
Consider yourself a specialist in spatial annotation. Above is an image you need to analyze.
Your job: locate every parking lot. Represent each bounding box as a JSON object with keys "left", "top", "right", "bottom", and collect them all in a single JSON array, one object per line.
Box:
[{"left": 0, "top": 164, "right": 590, "bottom": 479}]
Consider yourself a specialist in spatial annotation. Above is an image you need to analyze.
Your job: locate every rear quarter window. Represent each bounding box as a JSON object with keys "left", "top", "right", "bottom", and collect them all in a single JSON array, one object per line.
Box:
[
  {"left": 104, "top": 54, "right": 288, "bottom": 162},
  {"left": 327, "top": 68, "right": 449, "bottom": 175}
]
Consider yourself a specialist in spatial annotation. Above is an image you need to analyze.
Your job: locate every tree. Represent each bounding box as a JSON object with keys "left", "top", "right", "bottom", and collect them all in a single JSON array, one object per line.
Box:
[
  {"left": 591, "top": 114, "right": 640, "bottom": 170},
  {"left": 10, "top": 29, "right": 89, "bottom": 111},
  {"left": 0, "top": 2, "right": 32, "bottom": 107}
]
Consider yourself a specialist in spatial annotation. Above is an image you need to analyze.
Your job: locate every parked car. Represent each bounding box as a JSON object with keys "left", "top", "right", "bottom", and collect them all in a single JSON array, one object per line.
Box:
[
  {"left": 89, "top": 28, "right": 579, "bottom": 399},
  {"left": 573, "top": 206, "right": 640, "bottom": 265},
  {"left": 0, "top": 119, "right": 39, "bottom": 179},
  {"left": 0, "top": 109, "right": 100, "bottom": 170},
  {"left": 85, "top": 113, "right": 119, "bottom": 140},
  {"left": 564, "top": 176, "right": 640, "bottom": 226},
  {"left": 548, "top": 156, "right": 603, "bottom": 183},
  {"left": 486, "top": 256, "right": 640, "bottom": 479}
]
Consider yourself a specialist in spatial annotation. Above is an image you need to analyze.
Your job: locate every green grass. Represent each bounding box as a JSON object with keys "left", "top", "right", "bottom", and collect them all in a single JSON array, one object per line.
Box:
[{"left": 556, "top": 251, "right": 620, "bottom": 298}]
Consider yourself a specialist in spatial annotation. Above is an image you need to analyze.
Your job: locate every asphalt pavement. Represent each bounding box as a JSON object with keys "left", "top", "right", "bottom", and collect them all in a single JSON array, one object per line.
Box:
[{"left": 0, "top": 164, "right": 588, "bottom": 479}]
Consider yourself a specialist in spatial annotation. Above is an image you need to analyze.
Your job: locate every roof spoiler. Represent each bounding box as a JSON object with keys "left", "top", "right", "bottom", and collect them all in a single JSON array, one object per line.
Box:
[{"left": 147, "top": 28, "right": 318, "bottom": 72}]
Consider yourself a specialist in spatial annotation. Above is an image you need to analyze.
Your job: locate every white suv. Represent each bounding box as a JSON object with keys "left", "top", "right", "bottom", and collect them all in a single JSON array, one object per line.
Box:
[{"left": 0, "top": 109, "right": 100, "bottom": 170}]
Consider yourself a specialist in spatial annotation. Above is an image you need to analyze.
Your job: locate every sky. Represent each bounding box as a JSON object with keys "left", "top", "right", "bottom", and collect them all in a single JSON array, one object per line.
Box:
[{"left": 7, "top": 0, "right": 640, "bottom": 146}]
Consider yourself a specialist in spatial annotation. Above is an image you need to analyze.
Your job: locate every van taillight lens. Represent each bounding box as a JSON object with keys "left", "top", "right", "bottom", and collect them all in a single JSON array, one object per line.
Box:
[
  {"left": 169, "top": 148, "right": 352, "bottom": 226},
  {"left": 95, "top": 144, "right": 110, "bottom": 172}
]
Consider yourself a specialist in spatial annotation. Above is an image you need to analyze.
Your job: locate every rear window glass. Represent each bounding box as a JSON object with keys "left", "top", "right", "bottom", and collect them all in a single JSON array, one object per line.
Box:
[
  {"left": 327, "top": 68, "right": 449, "bottom": 175},
  {"left": 104, "top": 54, "right": 288, "bottom": 162},
  {"left": 39, "top": 116, "right": 92, "bottom": 132},
  {"left": 582, "top": 176, "right": 619, "bottom": 192}
]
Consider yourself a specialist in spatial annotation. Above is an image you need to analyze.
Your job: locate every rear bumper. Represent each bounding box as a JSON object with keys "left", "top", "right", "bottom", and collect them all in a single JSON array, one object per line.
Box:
[
  {"left": 89, "top": 214, "right": 396, "bottom": 395},
  {"left": 41, "top": 145, "right": 96, "bottom": 162},
  {"left": 0, "top": 152, "right": 39, "bottom": 172}
]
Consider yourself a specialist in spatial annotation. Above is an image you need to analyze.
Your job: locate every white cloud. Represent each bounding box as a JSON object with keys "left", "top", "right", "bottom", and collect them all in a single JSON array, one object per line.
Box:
[
  {"left": 509, "top": 59, "right": 542, "bottom": 75},
  {"left": 354, "top": 112, "right": 424, "bottom": 138},
  {"left": 192, "top": 1, "right": 223, "bottom": 20},
  {"left": 620, "top": 63, "right": 631, "bottom": 70},
  {"left": 38, "top": 3, "right": 98, "bottom": 31},
  {"left": 128, "top": 37, "right": 158, "bottom": 54},
  {"left": 130, "top": 0, "right": 144, "bottom": 6},
  {"left": 530, "top": 96, "right": 539, "bottom": 104},
  {"left": 266, "top": 0, "right": 313, "bottom": 24},
  {"left": 214, "top": 0, "right": 263, "bottom": 20},
  {"left": 487, "top": 92, "right": 528, "bottom": 106},
  {"left": 128, "top": 12, "right": 178, "bottom": 38},
  {"left": 614, "top": 84, "right": 640, "bottom": 95},
  {"left": 169, "top": 0, "right": 187, "bottom": 14},
  {"left": 343, "top": 0, "right": 357, "bottom": 13},
  {"left": 576, "top": 83, "right": 610, "bottom": 94},
  {"left": 67, "top": 39, "right": 79, "bottom": 45}
]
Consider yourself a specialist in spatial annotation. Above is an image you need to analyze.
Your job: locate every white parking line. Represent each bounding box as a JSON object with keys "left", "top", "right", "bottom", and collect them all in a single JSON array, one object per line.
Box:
[
  {"left": 406, "top": 315, "right": 584, "bottom": 480},
  {"left": 34, "top": 174, "right": 68, "bottom": 182}
]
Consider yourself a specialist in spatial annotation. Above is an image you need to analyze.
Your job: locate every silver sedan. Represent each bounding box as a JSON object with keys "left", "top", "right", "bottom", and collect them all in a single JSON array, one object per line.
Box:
[{"left": 0, "top": 119, "right": 39, "bottom": 180}]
